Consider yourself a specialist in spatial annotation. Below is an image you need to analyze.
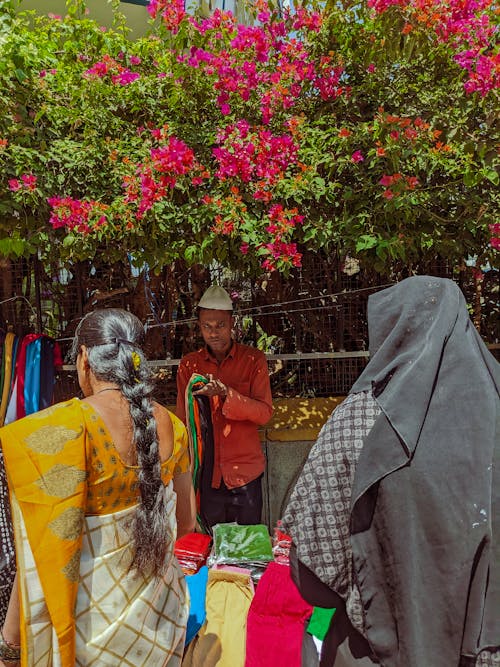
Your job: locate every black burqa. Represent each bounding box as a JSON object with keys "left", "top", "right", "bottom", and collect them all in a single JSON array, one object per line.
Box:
[{"left": 349, "top": 276, "right": 500, "bottom": 666}]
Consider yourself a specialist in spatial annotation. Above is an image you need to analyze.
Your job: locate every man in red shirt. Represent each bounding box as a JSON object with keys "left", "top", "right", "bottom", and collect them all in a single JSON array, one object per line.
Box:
[{"left": 176, "top": 286, "right": 273, "bottom": 528}]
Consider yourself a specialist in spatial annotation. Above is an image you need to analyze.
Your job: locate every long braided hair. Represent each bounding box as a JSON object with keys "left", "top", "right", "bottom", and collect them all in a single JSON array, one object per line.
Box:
[{"left": 71, "top": 308, "right": 168, "bottom": 577}]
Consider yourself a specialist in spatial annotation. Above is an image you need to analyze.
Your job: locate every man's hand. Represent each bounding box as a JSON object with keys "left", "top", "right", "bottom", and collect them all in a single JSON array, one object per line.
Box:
[{"left": 192, "top": 374, "right": 228, "bottom": 398}]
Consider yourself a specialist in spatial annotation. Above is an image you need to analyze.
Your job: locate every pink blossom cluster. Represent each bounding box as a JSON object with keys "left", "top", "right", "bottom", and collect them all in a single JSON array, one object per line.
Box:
[
  {"left": 8, "top": 173, "right": 37, "bottom": 191},
  {"left": 84, "top": 54, "right": 141, "bottom": 86},
  {"left": 266, "top": 204, "right": 304, "bottom": 235},
  {"left": 289, "top": 7, "right": 323, "bottom": 32},
  {"left": 260, "top": 204, "right": 304, "bottom": 270},
  {"left": 261, "top": 240, "right": 302, "bottom": 271},
  {"left": 178, "top": 6, "right": 345, "bottom": 123},
  {"left": 455, "top": 51, "right": 500, "bottom": 96},
  {"left": 47, "top": 196, "right": 107, "bottom": 234},
  {"left": 368, "top": 0, "right": 498, "bottom": 95},
  {"left": 213, "top": 120, "right": 299, "bottom": 201},
  {"left": 124, "top": 129, "right": 208, "bottom": 217},
  {"left": 147, "top": 0, "right": 186, "bottom": 33}
]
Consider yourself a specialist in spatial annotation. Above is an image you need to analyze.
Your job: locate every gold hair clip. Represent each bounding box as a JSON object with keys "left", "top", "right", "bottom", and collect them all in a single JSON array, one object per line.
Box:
[{"left": 131, "top": 351, "right": 141, "bottom": 371}]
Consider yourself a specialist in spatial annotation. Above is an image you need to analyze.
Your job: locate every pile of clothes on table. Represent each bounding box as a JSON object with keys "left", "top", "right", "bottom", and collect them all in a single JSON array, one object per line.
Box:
[{"left": 174, "top": 522, "right": 335, "bottom": 667}]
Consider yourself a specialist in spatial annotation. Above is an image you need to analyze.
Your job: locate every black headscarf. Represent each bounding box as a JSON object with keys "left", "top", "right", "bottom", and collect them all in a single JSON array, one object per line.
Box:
[{"left": 350, "top": 276, "right": 500, "bottom": 666}]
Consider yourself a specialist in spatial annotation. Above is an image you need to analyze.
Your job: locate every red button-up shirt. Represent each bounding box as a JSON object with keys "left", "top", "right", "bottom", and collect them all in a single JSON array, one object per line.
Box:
[{"left": 175, "top": 341, "right": 273, "bottom": 489}]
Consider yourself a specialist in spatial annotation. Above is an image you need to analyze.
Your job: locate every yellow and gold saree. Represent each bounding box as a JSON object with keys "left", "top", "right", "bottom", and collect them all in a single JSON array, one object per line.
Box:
[{"left": 1, "top": 398, "right": 189, "bottom": 667}]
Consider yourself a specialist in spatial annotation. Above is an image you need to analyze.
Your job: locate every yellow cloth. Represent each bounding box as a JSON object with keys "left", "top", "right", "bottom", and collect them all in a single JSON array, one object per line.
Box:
[
  {"left": 0, "top": 332, "right": 16, "bottom": 426},
  {"left": 1, "top": 398, "right": 190, "bottom": 667},
  {"left": 182, "top": 568, "right": 254, "bottom": 667}
]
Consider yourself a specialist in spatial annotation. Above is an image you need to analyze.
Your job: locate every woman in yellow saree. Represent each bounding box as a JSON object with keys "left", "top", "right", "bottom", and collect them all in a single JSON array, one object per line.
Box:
[{"left": 0, "top": 309, "right": 196, "bottom": 667}]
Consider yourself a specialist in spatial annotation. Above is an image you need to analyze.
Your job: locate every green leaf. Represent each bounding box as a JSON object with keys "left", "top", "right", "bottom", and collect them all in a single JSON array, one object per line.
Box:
[
  {"left": 356, "top": 234, "right": 378, "bottom": 252},
  {"left": 485, "top": 170, "right": 499, "bottom": 186}
]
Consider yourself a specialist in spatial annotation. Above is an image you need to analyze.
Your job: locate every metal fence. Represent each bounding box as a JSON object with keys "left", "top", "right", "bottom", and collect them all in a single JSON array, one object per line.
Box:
[{"left": 1, "top": 253, "right": 498, "bottom": 403}]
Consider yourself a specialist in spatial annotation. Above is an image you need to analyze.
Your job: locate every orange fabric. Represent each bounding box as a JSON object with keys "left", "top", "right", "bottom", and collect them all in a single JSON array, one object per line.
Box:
[
  {"left": 176, "top": 342, "right": 273, "bottom": 489},
  {"left": 1, "top": 399, "right": 88, "bottom": 666},
  {"left": 81, "top": 402, "right": 190, "bottom": 515}
]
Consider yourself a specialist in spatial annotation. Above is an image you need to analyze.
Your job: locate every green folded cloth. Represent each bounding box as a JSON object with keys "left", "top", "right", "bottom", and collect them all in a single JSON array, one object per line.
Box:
[
  {"left": 211, "top": 523, "right": 273, "bottom": 565},
  {"left": 307, "top": 606, "right": 336, "bottom": 641}
]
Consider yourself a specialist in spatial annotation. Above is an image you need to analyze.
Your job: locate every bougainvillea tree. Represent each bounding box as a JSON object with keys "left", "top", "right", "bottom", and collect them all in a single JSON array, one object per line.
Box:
[{"left": 0, "top": 0, "right": 498, "bottom": 275}]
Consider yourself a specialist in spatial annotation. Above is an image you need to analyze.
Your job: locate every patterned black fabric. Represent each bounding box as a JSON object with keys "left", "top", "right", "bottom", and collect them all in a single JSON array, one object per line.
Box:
[
  {"left": 0, "top": 447, "right": 15, "bottom": 626},
  {"left": 281, "top": 390, "right": 380, "bottom": 634}
]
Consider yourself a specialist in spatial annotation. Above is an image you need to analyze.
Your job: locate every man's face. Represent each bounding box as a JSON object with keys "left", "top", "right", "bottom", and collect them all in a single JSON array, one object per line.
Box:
[{"left": 198, "top": 309, "right": 233, "bottom": 357}]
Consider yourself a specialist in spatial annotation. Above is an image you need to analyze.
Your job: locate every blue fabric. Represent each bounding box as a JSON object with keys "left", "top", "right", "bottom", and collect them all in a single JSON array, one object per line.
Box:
[
  {"left": 24, "top": 337, "right": 42, "bottom": 415},
  {"left": 185, "top": 565, "right": 209, "bottom": 645}
]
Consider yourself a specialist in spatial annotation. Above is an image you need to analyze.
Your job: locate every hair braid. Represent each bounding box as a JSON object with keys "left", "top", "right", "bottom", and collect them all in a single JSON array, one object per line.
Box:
[
  {"left": 120, "top": 353, "right": 169, "bottom": 576},
  {"left": 72, "top": 308, "right": 169, "bottom": 577}
]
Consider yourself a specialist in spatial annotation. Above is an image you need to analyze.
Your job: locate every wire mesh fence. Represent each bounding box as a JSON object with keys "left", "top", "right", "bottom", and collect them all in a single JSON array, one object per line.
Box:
[{"left": 2, "top": 252, "right": 499, "bottom": 403}]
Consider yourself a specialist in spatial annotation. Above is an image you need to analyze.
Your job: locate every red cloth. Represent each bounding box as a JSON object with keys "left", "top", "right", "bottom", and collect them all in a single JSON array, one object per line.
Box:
[
  {"left": 15, "top": 333, "right": 40, "bottom": 419},
  {"left": 176, "top": 341, "right": 273, "bottom": 489},
  {"left": 245, "top": 562, "right": 313, "bottom": 667},
  {"left": 174, "top": 532, "right": 212, "bottom": 574}
]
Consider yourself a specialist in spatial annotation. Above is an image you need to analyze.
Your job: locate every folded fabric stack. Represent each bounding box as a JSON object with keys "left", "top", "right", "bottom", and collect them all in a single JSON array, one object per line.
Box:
[
  {"left": 207, "top": 523, "right": 274, "bottom": 586},
  {"left": 174, "top": 532, "right": 212, "bottom": 575}
]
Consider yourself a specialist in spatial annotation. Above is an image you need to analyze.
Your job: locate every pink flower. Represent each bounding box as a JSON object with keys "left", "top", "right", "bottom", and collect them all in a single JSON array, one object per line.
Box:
[
  {"left": 490, "top": 237, "right": 500, "bottom": 250},
  {"left": 220, "top": 103, "right": 231, "bottom": 116},
  {"left": 21, "top": 174, "right": 37, "bottom": 190},
  {"left": 39, "top": 70, "right": 47, "bottom": 78},
  {"left": 367, "top": 63, "right": 376, "bottom": 73},
  {"left": 351, "top": 150, "right": 364, "bottom": 163},
  {"left": 8, "top": 179, "right": 20, "bottom": 191},
  {"left": 129, "top": 55, "right": 141, "bottom": 65},
  {"left": 240, "top": 243, "right": 249, "bottom": 254},
  {"left": 379, "top": 174, "right": 393, "bottom": 186},
  {"left": 112, "top": 70, "right": 141, "bottom": 85},
  {"left": 382, "top": 189, "right": 395, "bottom": 199}
]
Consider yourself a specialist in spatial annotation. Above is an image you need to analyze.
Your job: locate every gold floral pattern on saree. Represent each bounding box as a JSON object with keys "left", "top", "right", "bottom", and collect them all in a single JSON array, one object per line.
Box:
[
  {"left": 62, "top": 549, "right": 81, "bottom": 583},
  {"left": 49, "top": 507, "right": 85, "bottom": 541},
  {"left": 25, "top": 425, "right": 83, "bottom": 455},
  {"left": 35, "top": 464, "right": 86, "bottom": 498}
]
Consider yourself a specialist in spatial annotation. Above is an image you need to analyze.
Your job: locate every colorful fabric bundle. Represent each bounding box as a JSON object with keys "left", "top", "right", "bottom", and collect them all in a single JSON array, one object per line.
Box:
[
  {"left": 184, "top": 373, "right": 210, "bottom": 529},
  {"left": 0, "top": 332, "right": 61, "bottom": 426},
  {"left": 174, "top": 532, "right": 212, "bottom": 575}
]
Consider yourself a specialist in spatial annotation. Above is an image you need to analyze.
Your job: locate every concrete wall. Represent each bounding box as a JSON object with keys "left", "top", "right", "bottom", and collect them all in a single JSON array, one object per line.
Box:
[{"left": 260, "top": 397, "right": 345, "bottom": 530}]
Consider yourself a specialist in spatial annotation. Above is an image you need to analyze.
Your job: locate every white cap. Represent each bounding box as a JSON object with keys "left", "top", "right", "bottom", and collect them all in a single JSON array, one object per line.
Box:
[{"left": 198, "top": 285, "right": 233, "bottom": 311}]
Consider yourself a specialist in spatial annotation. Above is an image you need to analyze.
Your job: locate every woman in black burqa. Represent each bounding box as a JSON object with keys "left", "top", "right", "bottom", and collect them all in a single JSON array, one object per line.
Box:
[{"left": 282, "top": 275, "right": 499, "bottom": 667}]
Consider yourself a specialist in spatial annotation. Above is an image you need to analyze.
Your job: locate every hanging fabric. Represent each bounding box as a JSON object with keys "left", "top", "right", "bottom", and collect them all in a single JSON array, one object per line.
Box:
[
  {"left": 24, "top": 336, "right": 42, "bottom": 416},
  {"left": 0, "top": 332, "right": 17, "bottom": 427},
  {"left": 3, "top": 333, "right": 61, "bottom": 425},
  {"left": 184, "top": 373, "right": 211, "bottom": 531}
]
